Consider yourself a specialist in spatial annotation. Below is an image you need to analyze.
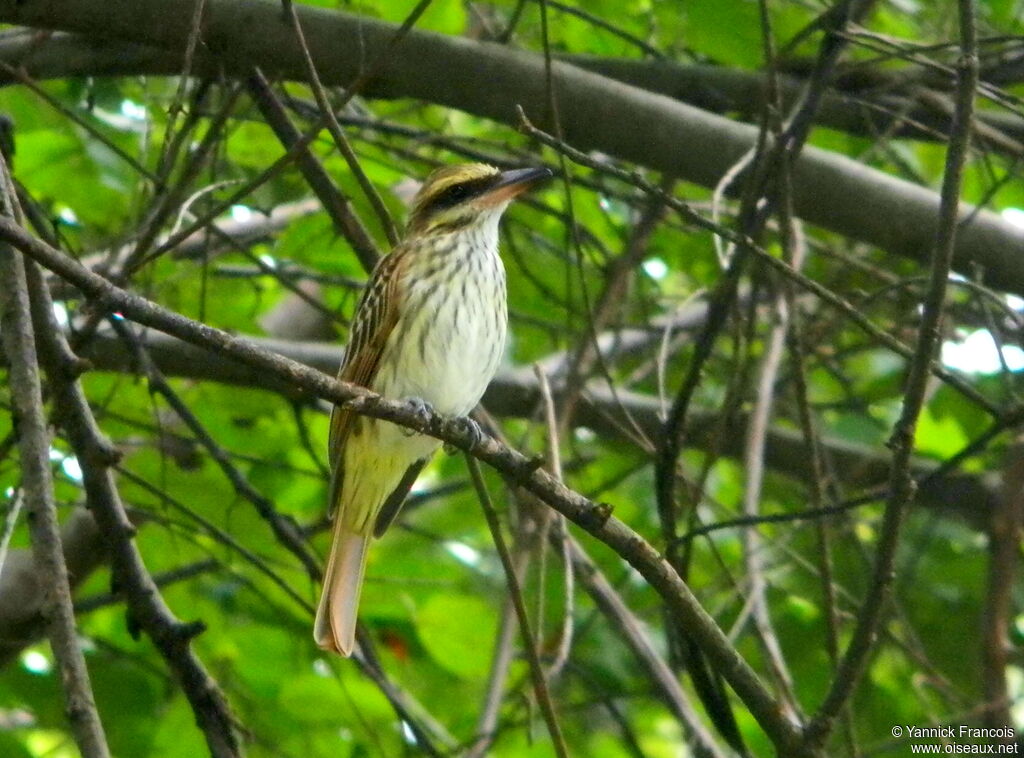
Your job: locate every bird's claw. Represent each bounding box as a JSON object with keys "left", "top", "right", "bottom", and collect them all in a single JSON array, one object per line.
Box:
[
  {"left": 445, "top": 416, "right": 486, "bottom": 454},
  {"left": 402, "top": 397, "right": 434, "bottom": 437},
  {"left": 460, "top": 416, "right": 486, "bottom": 449}
]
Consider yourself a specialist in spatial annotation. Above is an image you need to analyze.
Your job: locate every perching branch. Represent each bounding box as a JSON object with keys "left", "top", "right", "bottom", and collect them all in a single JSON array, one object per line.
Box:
[{"left": 0, "top": 212, "right": 811, "bottom": 755}]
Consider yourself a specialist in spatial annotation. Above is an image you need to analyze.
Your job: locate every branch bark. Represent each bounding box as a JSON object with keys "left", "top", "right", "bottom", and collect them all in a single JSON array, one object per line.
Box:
[
  {"left": 21, "top": 262, "right": 242, "bottom": 758},
  {"left": 0, "top": 223, "right": 110, "bottom": 756},
  {"left": 0, "top": 153, "right": 110, "bottom": 753},
  {"left": 562, "top": 55, "right": 1024, "bottom": 156}
]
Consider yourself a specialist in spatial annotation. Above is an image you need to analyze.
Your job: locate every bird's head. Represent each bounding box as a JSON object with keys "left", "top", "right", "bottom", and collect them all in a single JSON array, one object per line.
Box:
[{"left": 407, "top": 162, "right": 552, "bottom": 236}]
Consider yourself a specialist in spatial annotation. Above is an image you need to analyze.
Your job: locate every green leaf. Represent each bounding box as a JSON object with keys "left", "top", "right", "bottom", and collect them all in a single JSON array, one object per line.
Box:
[{"left": 416, "top": 593, "right": 498, "bottom": 679}]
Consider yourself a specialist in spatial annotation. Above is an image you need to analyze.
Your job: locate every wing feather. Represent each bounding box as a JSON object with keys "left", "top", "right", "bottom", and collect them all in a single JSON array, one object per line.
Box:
[{"left": 327, "top": 251, "right": 406, "bottom": 511}]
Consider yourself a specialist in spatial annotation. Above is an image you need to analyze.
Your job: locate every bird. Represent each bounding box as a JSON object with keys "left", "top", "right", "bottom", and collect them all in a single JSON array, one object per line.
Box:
[{"left": 315, "top": 162, "right": 552, "bottom": 655}]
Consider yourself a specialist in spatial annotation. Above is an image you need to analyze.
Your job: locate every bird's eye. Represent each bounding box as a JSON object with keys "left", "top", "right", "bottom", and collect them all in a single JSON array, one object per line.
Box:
[{"left": 440, "top": 184, "right": 471, "bottom": 204}]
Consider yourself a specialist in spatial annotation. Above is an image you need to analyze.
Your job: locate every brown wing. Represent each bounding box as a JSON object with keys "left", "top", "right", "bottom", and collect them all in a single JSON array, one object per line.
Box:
[{"left": 326, "top": 251, "right": 405, "bottom": 512}]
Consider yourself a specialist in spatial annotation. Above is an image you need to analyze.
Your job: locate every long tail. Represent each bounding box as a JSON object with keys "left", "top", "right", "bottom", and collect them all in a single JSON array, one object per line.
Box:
[{"left": 314, "top": 522, "right": 370, "bottom": 656}]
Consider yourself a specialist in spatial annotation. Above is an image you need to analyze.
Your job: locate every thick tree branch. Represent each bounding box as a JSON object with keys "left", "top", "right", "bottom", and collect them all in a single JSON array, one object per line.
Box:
[
  {"left": 0, "top": 4, "right": 1022, "bottom": 291},
  {"left": 562, "top": 56, "right": 1024, "bottom": 156}
]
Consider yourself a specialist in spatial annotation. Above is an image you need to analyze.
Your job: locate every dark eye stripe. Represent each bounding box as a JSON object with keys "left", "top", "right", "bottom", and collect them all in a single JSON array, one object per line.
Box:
[{"left": 428, "top": 177, "right": 496, "bottom": 212}]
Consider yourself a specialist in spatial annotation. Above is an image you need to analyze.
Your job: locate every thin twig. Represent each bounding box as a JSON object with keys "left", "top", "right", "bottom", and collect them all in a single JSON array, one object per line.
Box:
[
  {"left": 534, "top": 365, "right": 574, "bottom": 679},
  {"left": 739, "top": 266, "right": 800, "bottom": 717},
  {"left": 107, "top": 317, "right": 321, "bottom": 580},
  {"left": 245, "top": 69, "right": 380, "bottom": 272},
  {"left": 805, "top": 0, "right": 979, "bottom": 747},
  {"left": 465, "top": 454, "right": 569, "bottom": 758},
  {"left": 282, "top": 2, "right": 401, "bottom": 245},
  {"left": 467, "top": 550, "right": 528, "bottom": 758}
]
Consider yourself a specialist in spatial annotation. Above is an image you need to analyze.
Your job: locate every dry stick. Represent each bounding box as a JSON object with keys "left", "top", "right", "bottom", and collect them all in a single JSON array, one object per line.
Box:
[
  {"left": 769, "top": 22, "right": 850, "bottom": 734},
  {"left": 283, "top": 1, "right": 400, "bottom": 246},
  {"left": 804, "top": 0, "right": 979, "bottom": 748},
  {"left": 156, "top": 0, "right": 206, "bottom": 176},
  {"left": 534, "top": 366, "right": 573, "bottom": 680},
  {"left": 467, "top": 552, "right": 528, "bottom": 758},
  {"left": 246, "top": 70, "right": 380, "bottom": 272},
  {"left": 787, "top": 309, "right": 842, "bottom": 666},
  {"left": 465, "top": 454, "right": 569, "bottom": 758},
  {"left": 152, "top": 80, "right": 215, "bottom": 199},
  {"left": 0, "top": 179, "right": 110, "bottom": 758},
  {"left": 738, "top": 264, "right": 800, "bottom": 718},
  {"left": 732, "top": 1, "right": 801, "bottom": 718},
  {"left": 19, "top": 270, "right": 241, "bottom": 757},
  {"left": 1, "top": 221, "right": 807, "bottom": 755},
  {"left": 777, "top": 166, "right": 855, "bottom": 745}
]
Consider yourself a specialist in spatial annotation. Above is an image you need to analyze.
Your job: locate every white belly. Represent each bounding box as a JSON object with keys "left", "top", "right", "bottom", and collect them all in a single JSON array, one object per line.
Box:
[
  {"left": 338, "top": 229, "right": 507, "bottom": 533},
  {"left": 376, "top": 240, "right": 507, "bottom": 417}
]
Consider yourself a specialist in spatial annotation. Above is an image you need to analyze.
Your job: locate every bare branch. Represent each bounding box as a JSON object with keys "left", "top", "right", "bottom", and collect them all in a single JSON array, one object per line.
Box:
[{"left": 0, "top": 179, "right": 110, "bottom": 755}]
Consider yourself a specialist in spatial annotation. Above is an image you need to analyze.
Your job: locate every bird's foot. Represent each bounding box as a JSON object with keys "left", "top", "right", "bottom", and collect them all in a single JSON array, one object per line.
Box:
[
  {"left": 401, "top": 397, "right": 434, "bottom": 437},
  {"left": 445, "top": 415, "right": 486, "bottom": 454},
  {"left": 460, "top": 416, "right": 486, "bottom": 448}
]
